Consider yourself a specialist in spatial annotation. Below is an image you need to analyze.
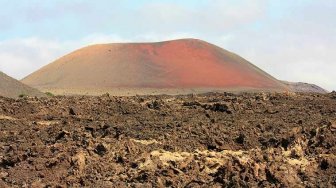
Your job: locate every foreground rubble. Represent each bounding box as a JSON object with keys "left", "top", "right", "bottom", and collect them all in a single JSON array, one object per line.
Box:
[{"left": 0, "top": 92, "right": 335, "bottom": 187}]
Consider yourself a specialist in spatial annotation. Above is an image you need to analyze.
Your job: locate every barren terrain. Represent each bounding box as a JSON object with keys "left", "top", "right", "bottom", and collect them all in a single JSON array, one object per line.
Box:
[
  {"left": 22, "top": 39, "right": 286, "bottom": 94},
  {"left": 0, "top": 92, "right": 336, "bottom": 187},
  {"left": 0, "top": 72, "right": 45, "bottom": 98}
]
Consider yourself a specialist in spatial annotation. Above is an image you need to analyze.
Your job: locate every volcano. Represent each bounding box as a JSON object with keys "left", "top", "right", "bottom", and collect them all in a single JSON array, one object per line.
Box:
[
  {"left": 0, "top": 71, "right": 44, "bottom": 98},
  {"left": 22, "top": 39, "right": 287, "bottom": 95}
]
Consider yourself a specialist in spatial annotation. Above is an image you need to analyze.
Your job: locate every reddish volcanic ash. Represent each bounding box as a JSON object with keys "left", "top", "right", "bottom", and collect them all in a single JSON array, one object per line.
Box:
[{"left": 22, "top": 39, "right": 287, "bottom": 94}]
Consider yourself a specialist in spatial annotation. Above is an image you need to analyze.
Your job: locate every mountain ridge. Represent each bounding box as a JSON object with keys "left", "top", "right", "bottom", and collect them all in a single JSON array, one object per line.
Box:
[{"left": 0, "top": 71, "right": 45, "bottom": 98}]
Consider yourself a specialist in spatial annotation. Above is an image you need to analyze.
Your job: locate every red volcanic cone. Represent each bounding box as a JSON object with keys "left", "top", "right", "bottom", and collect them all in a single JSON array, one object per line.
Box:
[{"left": 22, "top": 39, "right": 287, "bottom": 95}]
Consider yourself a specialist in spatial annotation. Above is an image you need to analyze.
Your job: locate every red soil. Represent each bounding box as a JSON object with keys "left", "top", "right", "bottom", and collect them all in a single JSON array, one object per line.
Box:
[{"left": 22, "top": 39, "right": 286, "bottom": 93}]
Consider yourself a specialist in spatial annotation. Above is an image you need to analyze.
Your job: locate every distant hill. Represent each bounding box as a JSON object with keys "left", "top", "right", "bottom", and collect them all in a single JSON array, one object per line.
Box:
[
  {"left": 0, "top": 71, "right": 45, "bottom": 98},
  {"left": 281, "top": 81, "right": 328, "bottom": 93},
  {"left": 22, "top": 38, "right": 288, "bottom": 95}
]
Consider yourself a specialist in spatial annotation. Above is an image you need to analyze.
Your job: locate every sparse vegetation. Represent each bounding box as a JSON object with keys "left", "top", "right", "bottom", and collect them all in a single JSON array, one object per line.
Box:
[
  {"left": 45, "top": 92, "right": 54, "bottom": 97},
  {"left": 18, "top": 93, "right": 28, "bottom": 98}
]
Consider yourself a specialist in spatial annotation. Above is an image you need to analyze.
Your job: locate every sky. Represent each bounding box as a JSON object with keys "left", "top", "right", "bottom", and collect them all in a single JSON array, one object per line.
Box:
[{"left": 0, "top": 0, "right": 335, "bottom": 91}]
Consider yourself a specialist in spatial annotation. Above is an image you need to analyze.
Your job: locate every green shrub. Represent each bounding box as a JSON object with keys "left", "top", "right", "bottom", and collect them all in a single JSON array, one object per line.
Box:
[
  {"left": 45, "top": 92, "right": 54, "bottom": 97},
  {"left": 18, "top": 94, "right": 28, "bottom": 98}
]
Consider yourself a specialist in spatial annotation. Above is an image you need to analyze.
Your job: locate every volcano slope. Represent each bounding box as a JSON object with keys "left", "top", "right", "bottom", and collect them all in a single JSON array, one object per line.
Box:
[
  {"left": 22, "top": 39, "right": 287, "bottom": 95},
  {"left": 282, "top": 81, "right": 328, "bottom": 93},
  {"left": 0, "top": 92, "right": 336, "bottom": 187},
  {"left": 0, "top": 71, "right": 44, "bottom": 98}
]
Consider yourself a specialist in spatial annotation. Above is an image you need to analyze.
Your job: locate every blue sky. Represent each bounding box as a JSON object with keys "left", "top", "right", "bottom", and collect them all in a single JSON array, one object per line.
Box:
[{"left": 0, "top": 0, "right": 335, "bottom": 90}]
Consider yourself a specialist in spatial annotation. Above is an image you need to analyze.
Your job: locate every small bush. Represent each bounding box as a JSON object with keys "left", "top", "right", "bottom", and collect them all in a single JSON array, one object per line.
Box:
[
  {"left": 45, "top": 92, "right": 54, "bottom": 97},
  {"left": 18, "top": 94, "right": 28, "bottom": 98}
]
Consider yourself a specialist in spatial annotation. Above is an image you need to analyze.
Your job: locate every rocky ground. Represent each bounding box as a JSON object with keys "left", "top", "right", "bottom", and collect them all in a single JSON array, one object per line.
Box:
[{"left": 0, "top": 92, "right": 336, "bottom": 187}]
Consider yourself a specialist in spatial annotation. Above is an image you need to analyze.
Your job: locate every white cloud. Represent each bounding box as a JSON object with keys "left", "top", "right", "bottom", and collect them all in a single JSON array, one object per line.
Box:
[
  {"left": 130, "top": 0, "right": 267, "bottom": 34},
  {"left": 0, "top": 38, "right": 62, "bottom": 79}
]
